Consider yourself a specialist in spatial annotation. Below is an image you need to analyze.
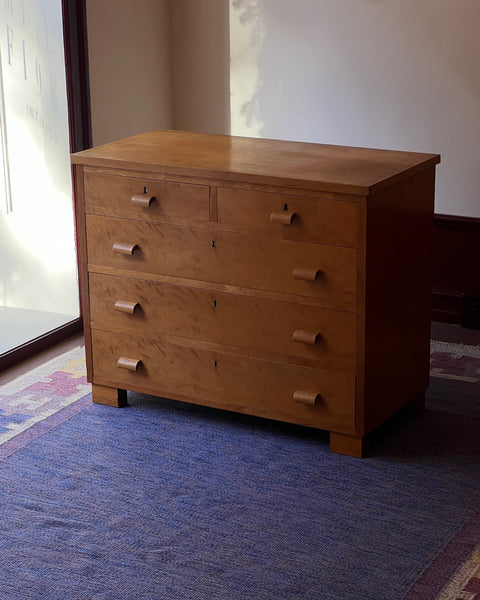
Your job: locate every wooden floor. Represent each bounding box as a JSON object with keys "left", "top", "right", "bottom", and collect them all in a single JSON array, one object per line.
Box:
[
  {"left": 0, "top": 333, "right": 85, "bottom": 386},
  {"left": 0, "top": 307, "right": 78, "bottom": 356},
  {"left": 0, "top": 323, "right": 479, "bottom": 388}
]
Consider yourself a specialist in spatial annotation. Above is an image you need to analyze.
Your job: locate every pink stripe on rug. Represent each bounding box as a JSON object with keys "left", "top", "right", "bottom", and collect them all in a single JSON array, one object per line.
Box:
[
  {"left": 405, "top": 512, "right": 480, "bottom": 599},
  {"left": 0, "top": 345, "right": 91, "bottom": 460},
  {"left": 0, "top": 393, "right": 92, "bottom": 461}
]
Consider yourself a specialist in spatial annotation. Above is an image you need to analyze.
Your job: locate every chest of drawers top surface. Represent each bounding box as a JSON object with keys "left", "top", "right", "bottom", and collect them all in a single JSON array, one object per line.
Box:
[{"left": 72, "top": 129, "right": 440, "bottom": 196}]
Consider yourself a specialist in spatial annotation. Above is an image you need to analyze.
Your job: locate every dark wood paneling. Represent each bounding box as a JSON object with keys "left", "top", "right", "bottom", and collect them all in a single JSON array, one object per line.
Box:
[{"left": 432, "top": 214, "right": 480, "bottom": 324}]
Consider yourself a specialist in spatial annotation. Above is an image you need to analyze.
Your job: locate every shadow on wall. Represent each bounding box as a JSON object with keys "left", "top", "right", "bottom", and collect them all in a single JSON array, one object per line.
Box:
[
  {"left": 229, "top": 0, "right": 480, "bottom": 217},
  {"left": 231, "top": 0, "right": 480, "bottom": 143},
  {"left": 170, "top": 0, "right": 231, "bottom": 135}
]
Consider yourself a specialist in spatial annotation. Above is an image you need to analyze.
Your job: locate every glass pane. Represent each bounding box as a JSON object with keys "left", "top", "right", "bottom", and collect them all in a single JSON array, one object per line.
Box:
[{"left": 0, "top": 0, "right": 79, "bottom": 354}]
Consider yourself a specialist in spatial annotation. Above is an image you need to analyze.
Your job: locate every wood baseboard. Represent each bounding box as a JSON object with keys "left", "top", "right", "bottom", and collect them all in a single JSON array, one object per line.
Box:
[{"left": 432, "top": 214, "right": 480, "bottom": 325}]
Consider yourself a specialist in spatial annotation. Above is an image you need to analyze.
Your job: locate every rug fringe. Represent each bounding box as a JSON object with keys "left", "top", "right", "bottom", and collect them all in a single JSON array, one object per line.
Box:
[{"left": 431, "top": 339, "right": 480, "bottom": 358}]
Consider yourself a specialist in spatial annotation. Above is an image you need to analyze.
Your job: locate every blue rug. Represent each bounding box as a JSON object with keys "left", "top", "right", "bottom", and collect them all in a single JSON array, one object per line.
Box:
[{"left": 0, "top": 341, "right": 479, "bottom": 599}]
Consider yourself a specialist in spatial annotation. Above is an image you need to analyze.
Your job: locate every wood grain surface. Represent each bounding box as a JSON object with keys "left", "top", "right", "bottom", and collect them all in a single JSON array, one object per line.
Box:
[
  {"left": 72, "top": 129, "right": 440, "bottom": 195},
  {"left": 73, "top": 129, "right": 439, "bottom": 457}
]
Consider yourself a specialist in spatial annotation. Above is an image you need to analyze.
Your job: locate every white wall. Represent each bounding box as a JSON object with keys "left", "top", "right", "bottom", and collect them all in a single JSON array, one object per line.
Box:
[
  {"left": 230, "top": 0, "right": 480, "bottom": 218},
  {"left": 85, "top": 0, "right": 479, "bottom": 218},
  {"left": 86, "top": 0, "right": 174, "bottom": 146},
  {"left": 171, "top": 0, "right": 230, "bottom": 134},
  {"left": 86, "top": 0, "right": 230, "bottom": 143}
]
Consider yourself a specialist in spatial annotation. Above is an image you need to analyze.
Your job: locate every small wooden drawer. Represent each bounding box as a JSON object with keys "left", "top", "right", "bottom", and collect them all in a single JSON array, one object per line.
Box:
[
  {"left": 217, "top": 187, "right": 358, "bottom": 247},
  {"left": 91, "top": 329, "right": 356, "bottom": 433},
  {"left": 88, "top": 273, "right": 356, "bottom": 372},
  {"left": 84, "top": 171, "right": 210, "bottom": 223},
  {"left": 86, "top": 215, "right": 357, "bottom": 306}
]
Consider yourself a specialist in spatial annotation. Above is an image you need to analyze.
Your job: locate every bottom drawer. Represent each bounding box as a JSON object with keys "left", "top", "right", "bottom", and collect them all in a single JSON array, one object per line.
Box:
[{"left": 91, "top": 329, "right": 356, "bottom": 433}]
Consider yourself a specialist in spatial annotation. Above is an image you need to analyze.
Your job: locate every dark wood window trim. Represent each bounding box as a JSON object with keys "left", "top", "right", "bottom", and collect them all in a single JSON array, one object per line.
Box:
[
  {"left": 62, "top": 0, "right": 92, "bottom": 153},
  {"left": 0, "top": 0, "right": 91, "bottom": 371}
]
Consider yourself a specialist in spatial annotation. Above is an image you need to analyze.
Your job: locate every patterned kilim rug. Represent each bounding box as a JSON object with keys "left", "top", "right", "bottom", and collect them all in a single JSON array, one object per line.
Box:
[{"left": 0, "top": 340, "right": 479, "bottom": 599}]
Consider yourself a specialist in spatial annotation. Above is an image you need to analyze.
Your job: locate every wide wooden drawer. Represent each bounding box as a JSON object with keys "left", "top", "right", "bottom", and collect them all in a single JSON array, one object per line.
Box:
[
  {"left": 84, "top": 171, "right": 210, "bottom": 223},
  {"left": 91, "top": 329, "right": 356, "bottom": 432},
  {"left": 88, "top": 273, "right": 356, "bottom": 372},
  {"left": 218, "top": 187, "right": 358, "bottom": 246},
  {"left": 86, "top": 215, "right": 357, "bottom": 305}
]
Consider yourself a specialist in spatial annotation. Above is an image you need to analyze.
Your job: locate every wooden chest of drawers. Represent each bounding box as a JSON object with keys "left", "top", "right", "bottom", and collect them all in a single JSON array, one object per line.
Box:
[{"left": 72, "top": 130, "right": 440, "bottom": 457}]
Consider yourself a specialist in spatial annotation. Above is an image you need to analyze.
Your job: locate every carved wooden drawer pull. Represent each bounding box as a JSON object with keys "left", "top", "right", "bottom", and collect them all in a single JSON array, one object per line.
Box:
[
  {"left": 292, "top": 266, "right": 321, "bottom": 281},
  {"left": 270, "top": 210, "right": 296, "bottom": 225},
  {"left": 293, "top": 390, "right": 321, "bottom": 406},
  {"left": 112, "top": 242, "right": 138, "bottom": 256},
  {"left": 131, "top": 194, "right": 154, "bottom": 208},
  {"left": 114, "top": 300, "right": 139, "bottom": 314},
  {"left": 292, "top": 329, "right": 320, "bottom": 345},
  {"left": 117, "top": 357, "right": 142, "bottom": 371}
]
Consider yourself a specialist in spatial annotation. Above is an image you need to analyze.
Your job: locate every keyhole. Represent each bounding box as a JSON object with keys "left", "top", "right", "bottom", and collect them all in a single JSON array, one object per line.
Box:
[
  {"left": 213, "top": 300, "right": 217, "bottom": 308},
  {"left": 214, "top": 360, "right": 218, "bottom": 368},
  {"left": 284, "top": 203, "right": 288, "bottom": 211},
  {"left": 212, "top": 240, "right": 216, "bottom": 248},
  {"left": 143, "top": 186, "right": 147, "bottom": 194}
]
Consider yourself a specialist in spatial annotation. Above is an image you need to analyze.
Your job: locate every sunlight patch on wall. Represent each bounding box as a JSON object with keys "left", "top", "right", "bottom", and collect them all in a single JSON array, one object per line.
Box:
[
  {"left": 229, "top": 0, "right": 265, "bottom": 137},
  {"left": 228, "top": 0, "right": 480, "bottom": 218}
]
